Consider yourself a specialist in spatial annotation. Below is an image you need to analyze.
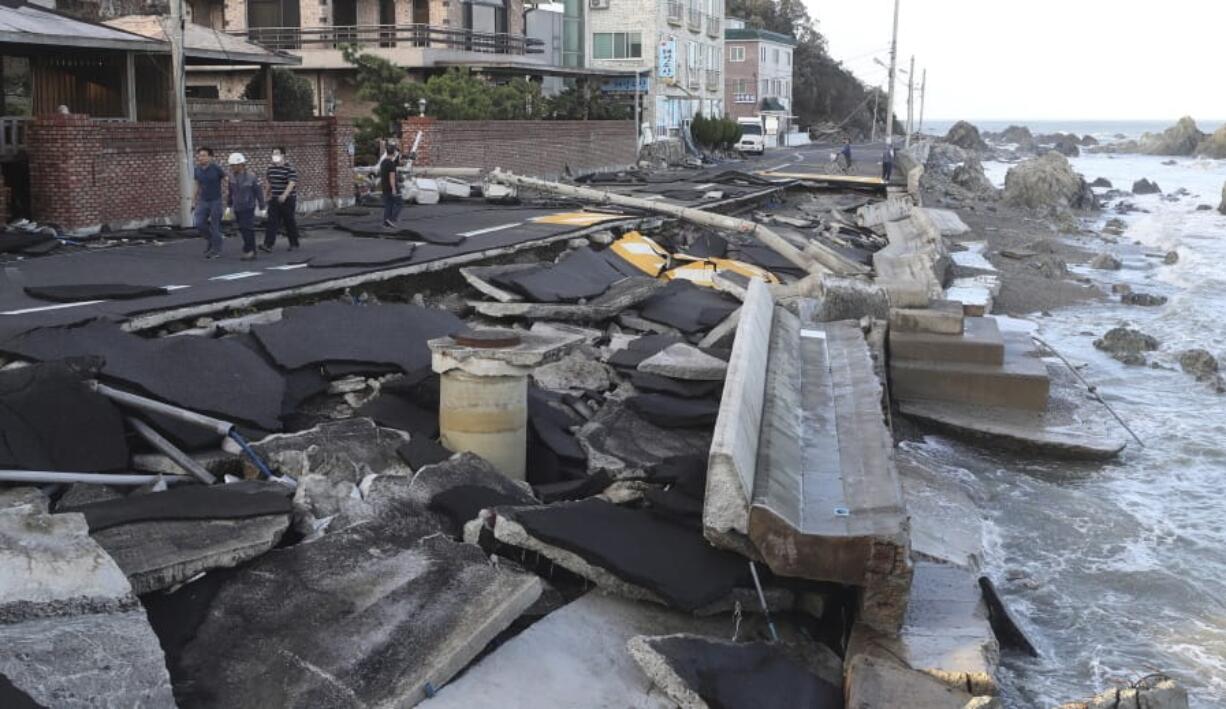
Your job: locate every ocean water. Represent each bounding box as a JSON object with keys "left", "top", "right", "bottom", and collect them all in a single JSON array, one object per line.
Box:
[
  {"left": 924, "top": 119, "right": 1226, "bottom": 144},
  {"left": 943, "top": 143, "right": 1226, "bottom": 706}
]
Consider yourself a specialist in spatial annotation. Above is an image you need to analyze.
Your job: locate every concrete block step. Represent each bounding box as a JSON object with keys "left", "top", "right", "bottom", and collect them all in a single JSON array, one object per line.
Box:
[
  {"left": 889, "top": 334, "right": 1049, "bottom": 410},
  {"left": 889, "top": 316, "right": 1005, "bottom": 366}
]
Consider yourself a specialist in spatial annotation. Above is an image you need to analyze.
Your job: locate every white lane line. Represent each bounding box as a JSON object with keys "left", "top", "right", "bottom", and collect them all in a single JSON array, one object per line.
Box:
[
  {"left": 769, "top": 162, "right": 792, "bottom": 171},
  {"left": 209, "top": 271, "right": 262, "bottom": 281},
  {"left": 163, "top": 285, "right": 191, "bottom": 290},
  {"left": 2, "top": 300, "right": 105, "bottom": 315},
  {"left": 457, "top": 222, "right": 522, "bottom": 238},
  {"left": 695, "top": 183, "right": 717, "bottom": 189},
  {"left": 643, "top": 194, "right": 665, "bottom": 201},
  {"left": 266, "top": 264, "right": 309, "bottom": 271}
]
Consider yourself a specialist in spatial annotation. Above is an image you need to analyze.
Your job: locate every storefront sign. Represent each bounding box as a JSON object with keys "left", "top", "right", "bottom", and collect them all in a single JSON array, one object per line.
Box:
[{"left": 658, "top": 37, "right": 676, "bottom": 79}]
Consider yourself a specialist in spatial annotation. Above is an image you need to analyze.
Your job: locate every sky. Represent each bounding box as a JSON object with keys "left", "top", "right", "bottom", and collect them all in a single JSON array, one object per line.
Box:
[{"left": 805, "top": 0, "right": 1226, "bottom": 122}]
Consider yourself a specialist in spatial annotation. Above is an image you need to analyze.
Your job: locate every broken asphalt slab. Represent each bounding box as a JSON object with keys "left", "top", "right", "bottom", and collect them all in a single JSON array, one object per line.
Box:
[
  {"left": 0, "top": 496, "right": 176, "bottom": 708},
  {"left": 578, "top": 401, "right": 711, "bottom": 479},
  {"left": 175, "top": 518, "right": 542, "bottom": 708}
]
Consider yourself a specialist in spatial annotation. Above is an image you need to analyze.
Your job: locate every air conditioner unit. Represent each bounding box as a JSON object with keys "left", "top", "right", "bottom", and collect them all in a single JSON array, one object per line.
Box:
[{"left": 589, "top": 0, "right": 609, "bottom": 9}]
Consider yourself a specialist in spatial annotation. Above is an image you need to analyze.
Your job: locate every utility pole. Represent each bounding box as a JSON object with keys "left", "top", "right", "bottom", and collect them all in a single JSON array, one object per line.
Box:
[
  {"left": 905, "top": 54, "right": 914, "bottom": 148},
  {"left": 169, "top": 0, "right": 193, "bottom": 227},
  {"left": 884, "top": 0, "right": 900, "bottom": 144},
  {"left": 870, "top": 85, "right": 880, "bottom": 143},
  {"left": 918, "top": 68, "right": 927, "bottom": 136}
]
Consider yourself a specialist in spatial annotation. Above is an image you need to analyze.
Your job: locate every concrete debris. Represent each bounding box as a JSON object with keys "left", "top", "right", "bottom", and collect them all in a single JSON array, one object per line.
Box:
[
  {"left": 176, "top": 517, "right": 542, "bottom": 708},
  {"left": 252, "top": 417, "right": 414, "bottom": 483},
  {"left": 637, "top": 343, "right": 729, "bottom": 381},
  {"left": 578, "top": 401, "right": 711, "bottom": 479},
  {"left": 1055, "top": 677, "right": 1188, "bottom": 709},
  {"left": 845, "top": 653, "right": 991, "bottom": 709},
  {"left": 0, "top": 501, "right": 175, "bottom": 708},
  {"left": 531, "top": 353, "right": 614, "bottom": 392},
  {"left": 472, "top": 276, "right": 664, "bottom": 321}
]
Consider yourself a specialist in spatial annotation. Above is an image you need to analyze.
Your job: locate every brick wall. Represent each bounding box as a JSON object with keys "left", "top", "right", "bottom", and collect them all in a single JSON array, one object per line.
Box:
[
  {"left": 28, "top": 113, "right": 354, "bottom": 232},
  {"left": 402, "top": 117, "right": 635, "bottom": 178}
]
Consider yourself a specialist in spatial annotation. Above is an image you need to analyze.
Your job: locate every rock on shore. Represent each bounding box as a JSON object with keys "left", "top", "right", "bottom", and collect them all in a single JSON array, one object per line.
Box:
[
  {"left": 1093, "top": 327, "right": 1158, "bottom": 365},
  {"left": 1196, "top": 124, "right": 1226, "bottom": 158},
  {"left": 1132, "top": 178, "right": 1161, "bottom": 195},
  {"left": 1002, "top": 152, "right": 1097, "bottom": 213},
  {"left": 944, "top": 120, "right": 989, "bottom": 151},
  {"left": 1139, "top": 116, "right": 1205, "bottom": 156}
]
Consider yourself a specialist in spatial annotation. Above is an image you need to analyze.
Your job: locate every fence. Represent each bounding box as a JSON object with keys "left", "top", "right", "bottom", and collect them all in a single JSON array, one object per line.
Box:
[{"left": 234, "top": 24, "right": 543, "bottom": 54}]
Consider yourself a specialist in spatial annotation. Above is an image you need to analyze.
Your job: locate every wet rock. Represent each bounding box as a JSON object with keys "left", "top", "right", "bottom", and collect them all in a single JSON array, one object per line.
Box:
[
  {"left": 531, "top": 353, "right": 613, "bottom": 392},
  {"left": 1163, "top": 250, "right": 1179, "bottom": 264},
  {"left": 176, "top": 516, "right": 542, "bottom": 709},
  {"left": 1111, "top": 283, "right": 1132, "bottom": 295},
  {"left": 0, "top": 504, "right": 175, "bottom": 707},
  {"left": 1002, "top": 152, "right": 1097, "bottom": 213},
  {"left": 1132, "top": 178, "right": 1162, "bottom": 195},
  {"left": 1056, "top": 676, "right": 1188, "bottom": 709},
  {"left": 1090, "top": 177, "right": 1113, "bottom": 188},
  {"left": 637, "top": 343, "right": 728, "bottom": 381},
  {"left": 943, "top": 120, "right": 989, "bottom": 151},
  {"left": 1120, "top": 292, "right": 1168, "bottom": 307},
  {"left": 950, "top": 156, "right": 996, "bottom": 194},
  {"left": 1052, "top": 138, "right": 1080, "bottom": 157},
  {"left": 1088, "top": 252, "right": 1123, "bottom": 270},
  {"left": 1178, "top": 348, "right": 1219, "bottom": 382},
  {"left": 1139, "top": 116, "right": 1205, "bottom": 156},
  {"left": 1094, "top": 327, "right": 1159, "bottom": 365},
  {"left": 998, "top": 125, "right": 1036, "bottom": 151},
  {"left": 1033, "top": 254, "right": 1069, "bottom": 279}
]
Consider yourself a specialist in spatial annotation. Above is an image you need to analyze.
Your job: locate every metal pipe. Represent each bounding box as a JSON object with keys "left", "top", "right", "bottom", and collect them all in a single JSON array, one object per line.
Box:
[
  {"left": 486, "top": 169, "right": 828, "bottom": 275},
  {"left": 88, "top": 381, "right": 234, "bottom": 436},
  {"left": 0, "top": 470, "right": 189, "bottom": 486},
  {"left": 227, "top": 430, "right": 295, "bottom": 489},
  {"left": 127, "top": 417, "right": 217, "bottom": 485}
]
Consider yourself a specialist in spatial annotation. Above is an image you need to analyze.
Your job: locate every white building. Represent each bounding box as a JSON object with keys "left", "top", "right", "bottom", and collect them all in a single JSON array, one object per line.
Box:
[{"left": 585, "top": 0, "right": 725, "bottom": 140}]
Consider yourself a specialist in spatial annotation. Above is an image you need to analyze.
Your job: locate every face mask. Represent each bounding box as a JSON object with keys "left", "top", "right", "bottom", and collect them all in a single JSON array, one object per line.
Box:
[{"left": 272, "top": 154, "right": 283, "bottom": 164}]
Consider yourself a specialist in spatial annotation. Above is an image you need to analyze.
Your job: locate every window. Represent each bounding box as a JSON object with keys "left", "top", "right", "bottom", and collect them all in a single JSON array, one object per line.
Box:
[
  {"left": 688, "top": 41, "right": 697, "bottom": 68},
  {"left": 760, "top": 45, "right": 766, "bottom": 63},
  {"left": 760, "top": 79, "right": 768, "bottom": 96},
  {"left": 785, "top": 51, "right": 791, "bottom": 66},
  {"left": 592, "top": 31, "right": 643, "bottom": 59},
  {"left": 772, "top": 48, "right": 779, "bottom": 64},
  {"left": 729, "top": 46, "right": 744, "bottom": 62}
]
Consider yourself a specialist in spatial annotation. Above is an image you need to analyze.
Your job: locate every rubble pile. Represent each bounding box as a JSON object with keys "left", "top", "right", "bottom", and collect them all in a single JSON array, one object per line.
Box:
[{"left": 0, "top": 163, "right": 1183, "bottom": 708}]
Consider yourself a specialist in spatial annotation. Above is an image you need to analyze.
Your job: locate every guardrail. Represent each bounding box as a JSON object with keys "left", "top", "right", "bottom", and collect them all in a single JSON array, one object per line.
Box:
[{"left": 233, "top": 24, "right": 543, "bottom": 54}]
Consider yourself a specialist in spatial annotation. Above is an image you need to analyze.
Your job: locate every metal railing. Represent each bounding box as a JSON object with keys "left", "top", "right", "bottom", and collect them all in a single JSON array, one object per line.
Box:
[
  {"left": 666, "top": 0, "right": 683, "bottom": 24},
  {"left": 705, "top": 69, "right": 720, "bottom": 91},
  {"left": 706, "top": 14, "right": 720, "bottom": 37},
  {"left": 733, "top": 92, "right": 756, "bottom": 104},
  {"left": 234, "top": 24, "right": 543, "bottom": 54},
  {"left": 686, "top": 8, "right": 702, "bottom": 30},
  {"left": 0, "top": 117, "right": 28, "bottom": 156},
  {"left": 187, "top": 98, "right": 268, "bottom": 121}
]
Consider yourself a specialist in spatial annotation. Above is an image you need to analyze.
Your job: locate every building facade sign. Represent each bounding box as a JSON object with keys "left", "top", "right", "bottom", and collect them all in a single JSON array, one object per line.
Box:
[{"left": 657, "top": 36, "right": 676, "bottom": 79}]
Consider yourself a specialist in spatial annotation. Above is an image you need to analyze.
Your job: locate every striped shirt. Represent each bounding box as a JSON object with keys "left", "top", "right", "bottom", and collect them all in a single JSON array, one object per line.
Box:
[{"left": 266, "top": 162, "right": 298, "bottom": 197}]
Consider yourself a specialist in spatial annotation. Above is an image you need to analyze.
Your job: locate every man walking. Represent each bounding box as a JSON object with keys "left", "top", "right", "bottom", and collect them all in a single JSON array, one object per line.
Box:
[
  {"left": 840, "top": 138, "right": 854, "bottom": 173},
  {"left": 379, "top": 140, "right": 403, "bottom": 227},
  {"left": 226, "top": 153, "right": 265, "bottom": 261},
  {"left": 882, "top": 142, "right": 896, "bottom": 182},
  {"left": 262, "top": 146, "right": 301, "bottom": 252},
  {"left": 192, "top": 147, "right": 225, "bottom": 259}
]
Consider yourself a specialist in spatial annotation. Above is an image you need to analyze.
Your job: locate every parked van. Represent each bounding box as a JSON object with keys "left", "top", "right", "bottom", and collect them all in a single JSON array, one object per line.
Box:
[{"left": 736, "top": 118, "right": 765, "bottom": 155}]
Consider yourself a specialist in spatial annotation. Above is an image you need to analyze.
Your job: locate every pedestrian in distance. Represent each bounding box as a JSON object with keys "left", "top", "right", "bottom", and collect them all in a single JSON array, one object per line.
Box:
[
  {"left": 192, "top": 147, "right": 226, "bottom": 259},
  {"left": 841, "top": 138, "right": 854, "bottom": 173},
  {"left": 882, "top": 142, "right": 896, "bottom": 182},
  {"left": 225, "top": 153, "right": 265, "bottom": 261},
  {"left": 379, "top": 140, "right": 403, "bottom": 227},
  {"left": 262, "top": 146, "right": 301, "bottom": 252}
]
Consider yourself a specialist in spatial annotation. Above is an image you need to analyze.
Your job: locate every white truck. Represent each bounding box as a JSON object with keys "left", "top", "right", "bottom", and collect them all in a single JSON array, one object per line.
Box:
[{"left": 736, "top": 117, "right": 766, "bottom": 155}]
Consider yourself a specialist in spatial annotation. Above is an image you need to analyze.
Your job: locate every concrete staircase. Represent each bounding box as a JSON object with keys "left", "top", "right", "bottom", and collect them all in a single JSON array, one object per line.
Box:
[{"left": 888, "top": 305, "right": 1050, "bottom": 411}]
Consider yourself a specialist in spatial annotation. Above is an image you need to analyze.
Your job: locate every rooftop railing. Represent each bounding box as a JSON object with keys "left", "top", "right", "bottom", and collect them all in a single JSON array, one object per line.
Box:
[{"left": 233, "top": 24, "right": 544, "bottom": 54}]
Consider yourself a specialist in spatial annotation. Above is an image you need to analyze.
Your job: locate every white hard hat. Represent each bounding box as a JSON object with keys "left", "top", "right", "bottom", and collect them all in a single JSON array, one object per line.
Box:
[{"left": 227, "top": 152, "right": 246, "bottom": 165}]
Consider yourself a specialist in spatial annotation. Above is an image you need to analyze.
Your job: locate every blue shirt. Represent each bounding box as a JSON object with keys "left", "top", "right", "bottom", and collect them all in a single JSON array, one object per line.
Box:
[{"left": 194, "top": 163, "right": 225, "bottom": 202}]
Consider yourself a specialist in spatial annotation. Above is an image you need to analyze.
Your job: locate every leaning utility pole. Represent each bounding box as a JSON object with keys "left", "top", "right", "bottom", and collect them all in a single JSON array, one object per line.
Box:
[
  {"left": 169, "top": 0, "right": 193, "bottom": 227},
  {"left": 918, "top": 68, "right": 927, "bottom": 136},
  {"left": 905, "top": 54, "right": 915, "bottom": 148},
  {"left": 884, "top": 0, "right": 900, "bottom": 144},
  {"left": 870, "top": 85, "right": 880, "bottom": 143}
]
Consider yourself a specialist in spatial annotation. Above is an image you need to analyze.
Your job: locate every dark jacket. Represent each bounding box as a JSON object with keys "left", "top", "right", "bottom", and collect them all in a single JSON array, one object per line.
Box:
[{"left": 227, "top": 171, "right": 266, "bottom": 212}]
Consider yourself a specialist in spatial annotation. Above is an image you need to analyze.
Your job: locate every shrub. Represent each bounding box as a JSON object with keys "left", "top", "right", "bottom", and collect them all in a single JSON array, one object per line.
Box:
[{"left": 242, "top": 69, "right": 315, "bottom": 121}]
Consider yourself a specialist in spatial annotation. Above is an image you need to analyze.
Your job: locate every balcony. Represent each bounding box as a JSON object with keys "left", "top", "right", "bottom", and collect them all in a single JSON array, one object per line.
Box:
[
  {"left": 705, "top": 69, "right": 720, "bottom": 91},
  {"left": 733, "top": 92, "right": 756, "bottom": 104},
  {"left": 235, "top": 24, "right": 543, "bottom": 55},
  {"left": 666, "top": 0, "right": 683, "bottom": 25},
  {"left": 686, "top": 8, "right": 702, "bottom": 31},
  {"left": 706, "top": 14, "right": 720, "bottom": 37}
]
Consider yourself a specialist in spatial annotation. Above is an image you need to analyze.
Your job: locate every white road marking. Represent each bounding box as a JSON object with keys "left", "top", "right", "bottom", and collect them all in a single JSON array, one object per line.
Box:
[
  {"left": 695, "top": 183, "right": 717, "bottom": 189},
  {"left": 163, "top": 285, "right": 191, "bottom": 290},
  {"left": 770, "top": 162, "right": 792, "bottom": 171},
  {"left": 2, "top": 300, "right": 105, "bottom": 315},
  {"left": 800, "top": 329, "right": 828, "bottom": 340},
  {"left": 209, "top": 271, "right": 262, "bottom": 281},
  {"left": 457, "top": 222, "right": 522, "bottom": 238},
  {"left": 642, "top": 194, "right": 665, "bottom": 201},
  {"left": 266, "top": 264, "right": 309, "bottom": 271}
]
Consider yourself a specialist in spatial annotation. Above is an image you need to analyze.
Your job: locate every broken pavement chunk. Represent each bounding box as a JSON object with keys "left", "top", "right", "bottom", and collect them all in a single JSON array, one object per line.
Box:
[
  {"left": 493, "top": 498, "right": 751, "bottom": 612},
  {"left": 251, "top": 418, "right": 413, "bottom": 483},
  {"left": 638, "top": 343, "right": 729, "bottom": 381},
  {"left": 531, "top": 353, "right": 614, "bottom": 392},
  {"left": 627, "top": 393, "right": 719, "bottom": 428},
  {"left": 487, "top": 245, "right": 628, "bottom": 302},
  {"left": 23, "top": 283, "right": 169, "bottom": 303},
  {"left": 0, "top": 503, "right": 175, "bottom": 708},
  {"left": 176, "top": 519, "right": 542, "bottom": 709},
  {"left": 578, "top": 401, "right": 711, "bottom": 479},
  {"left": 628, "top": 634, "right": 842, "bottom": 709},
  {"left": 471, "top": 276, "right": 664, "bottom": 322},
  {"left": 636, "top": 280, "right": 740, "bottom": 334}
]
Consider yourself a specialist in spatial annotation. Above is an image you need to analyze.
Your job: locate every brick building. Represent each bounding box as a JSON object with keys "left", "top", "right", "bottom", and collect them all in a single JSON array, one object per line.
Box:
[{"left": 723, "top": 19, "right": 795, "bottom": 146}]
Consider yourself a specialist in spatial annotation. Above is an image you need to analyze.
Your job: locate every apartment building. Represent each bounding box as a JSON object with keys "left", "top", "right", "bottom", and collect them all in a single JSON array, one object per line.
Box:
[
  {"left": 180, "top": 0, "right": 550, "bottom": 119},
  {"left": 724, "top": 19, "right": 795, "bottom": 146},
  {"left": 586, "top": 0, "right": 724, "bottom": 139}
]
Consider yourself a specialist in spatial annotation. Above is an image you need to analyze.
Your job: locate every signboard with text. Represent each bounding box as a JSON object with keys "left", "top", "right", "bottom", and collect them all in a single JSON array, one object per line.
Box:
[
  {"left": 601, "top": 76, "right": 651, "bottom": 94},
  {"left": 658, "top": 36, "right": 676, "bottom": 79}
]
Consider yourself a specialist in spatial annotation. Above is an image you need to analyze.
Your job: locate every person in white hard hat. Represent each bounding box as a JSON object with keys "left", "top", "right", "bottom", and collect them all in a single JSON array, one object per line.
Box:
[{"left": 225, "top": 152, "right": 265, "bottom": 260}]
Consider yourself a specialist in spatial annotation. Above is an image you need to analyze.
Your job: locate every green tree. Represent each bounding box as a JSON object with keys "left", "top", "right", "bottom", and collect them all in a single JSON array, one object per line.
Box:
[{"left": 242, "top": 69, "right": 316, "bottom": 121}]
